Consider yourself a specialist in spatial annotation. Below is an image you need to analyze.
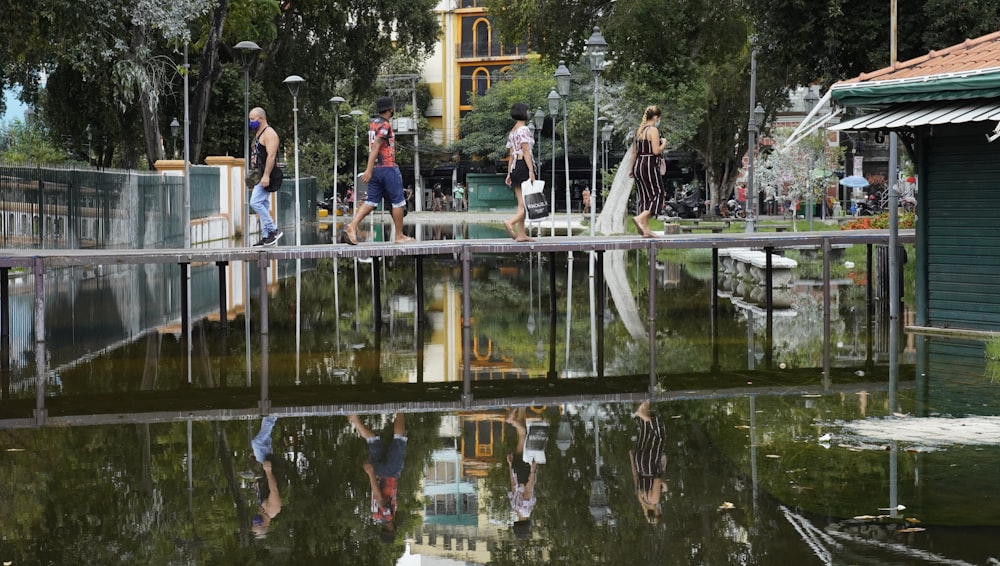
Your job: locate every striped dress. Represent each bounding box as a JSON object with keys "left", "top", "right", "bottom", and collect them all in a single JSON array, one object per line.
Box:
[
  {"left": 631, "top": 126, "right": 666, "bottom": 215},
  {"left": 633, "top": 414, "right": 666, "bottom": 496}
]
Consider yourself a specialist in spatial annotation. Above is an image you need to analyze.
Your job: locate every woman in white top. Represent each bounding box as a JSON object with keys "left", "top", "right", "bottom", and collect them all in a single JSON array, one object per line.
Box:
[{"left": 503, "top": 102, "right": 536, "bottom": 242}]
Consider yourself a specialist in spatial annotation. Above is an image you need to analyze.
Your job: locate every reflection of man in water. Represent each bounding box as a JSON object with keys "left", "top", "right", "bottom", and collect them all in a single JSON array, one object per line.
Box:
[
  {"left": 630, "top": 401, "right": 667, "bottom": 524},
  {"left": 251, "top": 415, "right": 282, "bottom": 538},
  {"left": 506, "top": 408, "right": 537, "bottom": 539},
  {"left": 349, "top": 413, "right": 407, "bottom": 544}
]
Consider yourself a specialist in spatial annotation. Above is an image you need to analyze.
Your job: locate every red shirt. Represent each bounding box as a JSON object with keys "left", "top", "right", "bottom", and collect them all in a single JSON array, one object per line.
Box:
[
  {"left": 371, "top": 476, "right": 398, "bottom": 523},
  {"left": 369, "top": 117, "right": 396, "bottom": 168}
]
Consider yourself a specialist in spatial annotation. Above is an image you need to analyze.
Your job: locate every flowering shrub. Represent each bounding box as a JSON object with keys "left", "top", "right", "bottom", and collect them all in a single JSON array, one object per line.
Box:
[{"left": 840, "top": 211, "right": 916, "bottom": 230}]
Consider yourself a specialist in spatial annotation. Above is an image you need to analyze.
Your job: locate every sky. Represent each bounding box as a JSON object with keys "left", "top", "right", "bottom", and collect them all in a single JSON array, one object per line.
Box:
[{"left": 2, "top": 87, "right": 29, "bottom": 126}]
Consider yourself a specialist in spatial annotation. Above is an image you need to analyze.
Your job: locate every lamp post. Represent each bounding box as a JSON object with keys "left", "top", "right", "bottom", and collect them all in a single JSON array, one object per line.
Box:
[
  {"left": 532, "top": 106, "right": 545, "bottom": 176},
  {"left": 170, "top": 118, "right": 180, "bottom": 159},
  {"left": 547, "top": 89, "right": 560, "bottom": 236},
  {"left": 329, "top": 96, "right": 345, "bottom": 205},
  {"left": 284, "top": 74, "right": 305, "bottom": 246},
  {"left": 601, "top": 122, "right": 613, "bottom": 175},
  {"left": 235, "top": 41, "right": 260, "bottom": 248},
  {"left": 586, "top": 27, "right": 607, "bottom": 236},
  {"left": 745, "top": 40, "right": 762, "bottom": 233},
  {"left": 349, "top": 109, "right": 364, "bottom": 211},
  {"left": 554, "top": 61, "right": 572, "bottom": 232}
]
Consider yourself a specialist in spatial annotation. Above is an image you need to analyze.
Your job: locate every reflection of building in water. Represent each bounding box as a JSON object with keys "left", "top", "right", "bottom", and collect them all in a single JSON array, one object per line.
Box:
[
  {"left": 416, "top": 280, "right": 543, "bottom": 384},
  {"left": 408, "top": 412, "right": 551, "bottom": 564}
]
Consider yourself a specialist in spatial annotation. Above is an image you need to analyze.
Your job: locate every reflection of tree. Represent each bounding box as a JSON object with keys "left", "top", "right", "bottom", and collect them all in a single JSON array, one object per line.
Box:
[{"left": 0, "top": 412, "right": 440, "bottom": 563}]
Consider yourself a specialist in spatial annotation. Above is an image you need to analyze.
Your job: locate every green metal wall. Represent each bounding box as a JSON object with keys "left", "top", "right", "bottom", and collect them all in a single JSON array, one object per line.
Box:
[{"left": 922, "top": 123, "right": 1000, "bottom": 330}]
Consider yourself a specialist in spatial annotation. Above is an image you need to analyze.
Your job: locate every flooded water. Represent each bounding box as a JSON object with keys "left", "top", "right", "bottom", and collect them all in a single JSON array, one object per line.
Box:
[{"left": 1, "top": 224, "right": 998, "bottom": 565}]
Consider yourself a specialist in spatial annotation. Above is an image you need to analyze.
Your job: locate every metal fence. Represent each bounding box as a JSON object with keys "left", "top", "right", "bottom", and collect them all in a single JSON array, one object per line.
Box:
[{"left": 0, "top": 163, "right": 223, "bottom": 249}]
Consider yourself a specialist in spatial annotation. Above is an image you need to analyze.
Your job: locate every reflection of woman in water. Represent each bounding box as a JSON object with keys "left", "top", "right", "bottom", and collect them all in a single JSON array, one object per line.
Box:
[
  {"left": 506, "top": 407, "right": 537, "bottom": 539},
  {"left": 250, "top": 415, "right": 282, "bottom": 538},
  {"left": 630, "top": 401, "right": 666, "bottom": 524}
]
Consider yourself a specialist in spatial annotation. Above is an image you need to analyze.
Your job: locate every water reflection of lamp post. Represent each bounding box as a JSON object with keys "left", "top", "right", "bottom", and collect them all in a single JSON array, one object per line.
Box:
[
  {"left": 556, "top": 417, "right": 573, "bottom": 456},
  {"left": 547, "top": 89, "right": 560, "bottom": 236},
  {"left": 554, "top": 62, "right": 572, "bottom": 231},
  {"left": 584, "top": 404, "right": 612, "bottom": 524},
  {"left": 586, "top": 27, "right": 607, "bottom": 236}
]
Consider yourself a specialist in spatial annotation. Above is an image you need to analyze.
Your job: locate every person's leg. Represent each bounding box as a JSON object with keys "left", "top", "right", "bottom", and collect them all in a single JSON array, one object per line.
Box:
[
  {"left": 250, "top": 185, "right": 276, "bottom": 240},
  {"left": 386, "top": 169, "right": 412, "bottom": 243},
  {"left": 345, "top": 171, "right": 387, "bottom": 244},
  {"left": 507, "top": 407, "right": 527, "bottom": 453},
  {"left": 511, "top": 186, "right": 531, "bottom": 241},
  {"left": 392, "top": 413, "right": 406, "bottom": 437},
  {"left": 348, "top": 414, "right": 377, "bottom": 440},
  {"left": 252, "top": 415, "right": 278, "bottom": 463}
]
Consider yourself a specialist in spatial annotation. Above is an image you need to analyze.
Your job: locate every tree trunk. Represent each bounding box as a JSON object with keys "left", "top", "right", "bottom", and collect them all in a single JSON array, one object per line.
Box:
[
  {"left": 131, "top": 26, "right": 163, "bottom": 169},
  {"left": 190, "top": 0, "right": 230, "bottom": 163}
]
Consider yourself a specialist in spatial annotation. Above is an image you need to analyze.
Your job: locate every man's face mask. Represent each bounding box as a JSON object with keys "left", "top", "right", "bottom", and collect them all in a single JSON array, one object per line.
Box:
[{"left": 249, "top": 119, "right": 261, "bottom": 130}]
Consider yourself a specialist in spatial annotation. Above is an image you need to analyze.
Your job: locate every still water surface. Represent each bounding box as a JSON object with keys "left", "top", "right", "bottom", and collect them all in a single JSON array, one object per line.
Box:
[{"left": 1, "top": 223, "right": 998, "bottom": 565}]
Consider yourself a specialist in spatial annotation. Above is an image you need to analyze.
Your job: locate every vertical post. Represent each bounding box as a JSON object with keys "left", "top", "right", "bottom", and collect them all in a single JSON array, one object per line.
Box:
[
  {"left": 711, "top": 249, "right": 719, "bottom": 309},
  {"left": 372, "top": 256, "right": 382, "bottom": 334},
  {"left": 412, "top": 77, "right": 422, "bottom": 212},
  {"left": 259, "top": 333, "right": 270, "bottom": 414},
  {"left": 416, "top": 256, "right": 425, "bottom": 384},
  {"left": 33, "top": 258, "right": 46, "bottom": 425},
  {"left": 548, "top": 252, "right": 558, "bottom": 380},
  {"left": 745, "top": 44, "right": 759, "bottom": 233},
  {"left": 180, "top": 262, "right": 191, "bottom": 384},
  {"left": 461, "top": 247, "right": 473, "bottom": 404},
  {"left": 822, "top": 238, "right": 832, "bottom": 384},
  {"left": 216, "top": 261, "right": 228, "bottom": 332},
  {"left": 590, "top": 73, "right": 600, "bottom": 236},
  {"left": 764, "top": 247, "right": 773, "bottom": 312},
  {"left": 1, "top": 267, "right": 8, "bottom": 401},
  {"left": 647, "top": 243, "right": 657, "bottom": 395},
  {"left": 258, "top": 256, "right": 269, "bottom": 336},
  {"left": 596, "top": 250, "right": 605, "bottom": 378},
  {"left": 183, "top": 41, "right": 191, "bottom": 249}
]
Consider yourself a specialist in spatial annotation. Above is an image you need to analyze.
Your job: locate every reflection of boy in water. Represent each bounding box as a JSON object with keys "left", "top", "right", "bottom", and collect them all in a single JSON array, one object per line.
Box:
[
  {"left": 250, "top": 415, "right": 282, "bottom": 538},
  {"left": 506, "top": 408, "right": 537, "bottom": 539},
  {"left": 630, "top": 401, "right": 667, "bottom": 524},
  {"left": 349, "top": 413, "right": 407, "bottom": 544}
]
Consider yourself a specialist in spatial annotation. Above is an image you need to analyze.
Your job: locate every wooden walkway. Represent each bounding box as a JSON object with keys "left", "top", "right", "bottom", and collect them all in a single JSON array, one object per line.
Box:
[{"left": 0, "top": 229, "right": 915, "bottom": 425}]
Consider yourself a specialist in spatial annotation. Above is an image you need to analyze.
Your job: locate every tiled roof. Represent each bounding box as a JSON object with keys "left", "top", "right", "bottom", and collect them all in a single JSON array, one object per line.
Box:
[{"left": 839, "top": 30, "right": 1000, "bottom": 85}]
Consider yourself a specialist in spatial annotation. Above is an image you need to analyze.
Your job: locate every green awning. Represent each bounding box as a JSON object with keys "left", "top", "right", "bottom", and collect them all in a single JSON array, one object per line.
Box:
[{"left": 831, "top": 71, "right": 1000, "bottom": 106}]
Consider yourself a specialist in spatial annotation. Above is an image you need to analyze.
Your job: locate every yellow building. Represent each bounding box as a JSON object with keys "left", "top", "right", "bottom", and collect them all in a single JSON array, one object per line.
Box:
[{"left": 422, "top": 0, "right": 532, "bottom": 145}]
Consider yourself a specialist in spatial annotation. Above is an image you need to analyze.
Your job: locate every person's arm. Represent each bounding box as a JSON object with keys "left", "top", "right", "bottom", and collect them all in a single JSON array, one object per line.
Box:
[
  {"left": 364, "top": 462, "right": 387, "bottom": 507},
  {"left": 261, "top": 460, "right": 282, "bottom": 516},
  {"left": 521, "top": 140, "right": 535, "bottom": 182},
  {"left": 361, "top": 136, "right": 382, "bottom": 183},
  {"left": 649, "top": 127, "right": 667, "bottom": 157},
  {"left": 261, "top": 129, "right": 279, "bottom": 188},
  {"left": 628, "top": 129, "right": 639, "bottom": 177},
  {"left": 504, "top": 140, "right": 515, "bottom": 187}
]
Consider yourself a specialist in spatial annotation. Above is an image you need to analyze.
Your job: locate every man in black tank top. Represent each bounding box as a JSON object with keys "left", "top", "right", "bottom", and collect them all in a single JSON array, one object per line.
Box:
[{"left": 248, "top": 107, "right": 283, "bottom": 246}]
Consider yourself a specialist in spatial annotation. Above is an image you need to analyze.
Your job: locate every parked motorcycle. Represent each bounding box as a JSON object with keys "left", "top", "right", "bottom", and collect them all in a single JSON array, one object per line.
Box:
[{"left": 663, "top": 186, "right": 704, "bottom": 219}]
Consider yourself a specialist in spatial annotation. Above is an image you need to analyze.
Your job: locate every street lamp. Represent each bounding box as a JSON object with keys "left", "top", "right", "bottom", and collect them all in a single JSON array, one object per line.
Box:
[
  {"left": 547, "top": 89, "right": 560, "bottom": 235},
  {"left": 586, "top": 27, "right": 607, "bottom": 236},
  {"left": 349, "top": 109, "right": 364, "bottom": 211},
  {"left": 330, "top": 96, "right": 345, "bottom": 205},
  {"left": 170, "top": 118, "right": 180, "bottom": 159},
  {"left": 284, "top": 74, "right": 305, "bottom": 246},
  {"left": 532, "top": 106, "right": 545, "bottom": 173},
  {"left": 235, "top": 40, "right": 260, "bottom": 247},
  {"left": 554, "top": 61, "right": 572, "bottom": 231},
  {"left": 745, "top": 40, "right": 762, "bottom": 233},
  {"left": 601, "top": 122, "right": 613, "bottom": 174}
]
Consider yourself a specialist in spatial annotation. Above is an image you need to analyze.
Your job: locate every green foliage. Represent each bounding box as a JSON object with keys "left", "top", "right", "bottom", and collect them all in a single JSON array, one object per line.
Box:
[{"left": 0, "top": 120, "right": 70, "bottom": 164}]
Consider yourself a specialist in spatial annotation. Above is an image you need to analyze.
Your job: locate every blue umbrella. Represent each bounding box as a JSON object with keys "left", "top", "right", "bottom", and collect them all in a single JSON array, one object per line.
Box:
[{"left": 838, "top": 175, "right": 869, "bottom": 188}]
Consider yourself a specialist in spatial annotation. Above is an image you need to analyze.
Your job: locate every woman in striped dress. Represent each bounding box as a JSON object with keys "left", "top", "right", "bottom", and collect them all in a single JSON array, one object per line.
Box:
[
  {"left": 627, "top": 106, "right": 668, "bottom": 237},
  {"left": 630, "top": 400, "right": 667, "bottom": 524}
]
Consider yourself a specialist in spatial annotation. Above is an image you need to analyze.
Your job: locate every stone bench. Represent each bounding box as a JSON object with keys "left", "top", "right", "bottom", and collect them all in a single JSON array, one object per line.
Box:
[{"left": 679, "top": 224, "right": 724, "bottom": 234}]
